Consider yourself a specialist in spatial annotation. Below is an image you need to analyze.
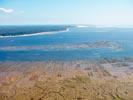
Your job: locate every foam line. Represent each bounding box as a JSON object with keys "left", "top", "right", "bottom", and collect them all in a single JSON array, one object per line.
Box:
[{"left": 0, "top": 28, "right": 69, "bottom": 38}]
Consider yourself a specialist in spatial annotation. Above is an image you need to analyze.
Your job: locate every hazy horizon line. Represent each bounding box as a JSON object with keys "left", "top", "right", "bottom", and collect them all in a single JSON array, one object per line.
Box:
[{"left": 0, "top": 24, "right": 133, "bottom": 27}]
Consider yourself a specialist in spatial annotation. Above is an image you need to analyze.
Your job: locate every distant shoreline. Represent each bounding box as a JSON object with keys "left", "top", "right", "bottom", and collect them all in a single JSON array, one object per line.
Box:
[{"left": 0, "top": 28, "right": 69, "bottom": 38}]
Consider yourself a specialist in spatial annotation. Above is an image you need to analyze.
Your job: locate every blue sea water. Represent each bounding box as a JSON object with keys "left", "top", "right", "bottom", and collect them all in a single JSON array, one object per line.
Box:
[{"left": 0, "top": 25, "right": 133, "bottom": 61}]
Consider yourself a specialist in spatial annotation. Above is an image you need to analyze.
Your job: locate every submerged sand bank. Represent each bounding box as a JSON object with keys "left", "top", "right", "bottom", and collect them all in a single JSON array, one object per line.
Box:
[{"left": 0, "top": 61, "right": 133, "bottom": 100}]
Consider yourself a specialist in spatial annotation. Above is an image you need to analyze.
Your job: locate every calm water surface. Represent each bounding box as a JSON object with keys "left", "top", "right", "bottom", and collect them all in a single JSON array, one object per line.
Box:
[{"left": 0, "top": 25, "right": 133, "bottom": 61}]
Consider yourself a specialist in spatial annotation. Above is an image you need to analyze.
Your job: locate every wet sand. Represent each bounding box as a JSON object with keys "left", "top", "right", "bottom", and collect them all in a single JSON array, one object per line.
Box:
[{"left": 0, "top": 60, "right": 133, "bottom": 100}]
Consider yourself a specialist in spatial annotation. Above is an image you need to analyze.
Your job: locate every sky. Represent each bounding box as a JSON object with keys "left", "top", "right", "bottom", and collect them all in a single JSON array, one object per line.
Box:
[{"left": 0, "top": 0, "right": 133, "bottom": 25}]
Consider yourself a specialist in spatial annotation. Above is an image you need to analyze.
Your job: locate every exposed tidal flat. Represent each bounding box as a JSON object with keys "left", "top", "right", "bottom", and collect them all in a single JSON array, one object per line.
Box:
[
  {"left": 0, "top": 59, "right": 133, "bottom": 100},
  {"left": 0, "top": 26, "right": 133, "bottom": 99},
  {"left": 0, "top": 41, "right": 121, "bottom": 51}
]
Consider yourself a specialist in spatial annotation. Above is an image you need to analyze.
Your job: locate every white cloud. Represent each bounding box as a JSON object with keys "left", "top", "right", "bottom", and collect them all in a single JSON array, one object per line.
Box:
[{"left": 0, "top": 8, "right": 14, "bottom": 14}]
